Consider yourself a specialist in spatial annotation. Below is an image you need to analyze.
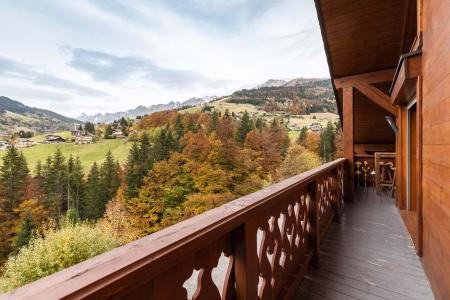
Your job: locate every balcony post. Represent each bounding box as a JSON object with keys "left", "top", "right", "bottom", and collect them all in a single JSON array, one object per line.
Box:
[
  {"left": 332, "top": 167, "right": 341, "bottom": 223},
  {"left": 308, "top": 180, "right": 320, "bottom": 268},
  {"left": 233, "top": 218, "right": 258, "bottom": 300},
  {"left": 343, "top": 87, "right": 354, "bottom": 202}
]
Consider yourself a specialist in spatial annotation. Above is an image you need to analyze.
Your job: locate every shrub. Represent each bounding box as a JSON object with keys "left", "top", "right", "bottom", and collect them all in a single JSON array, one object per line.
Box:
[{"left": 0, "top": 222, "right": 117, "bottom": 293}]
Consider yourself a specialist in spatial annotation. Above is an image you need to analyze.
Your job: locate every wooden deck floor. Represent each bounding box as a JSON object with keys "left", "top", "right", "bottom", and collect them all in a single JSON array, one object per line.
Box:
[{"left": 295, "top": 188, "right": 434, "bottom": 300}]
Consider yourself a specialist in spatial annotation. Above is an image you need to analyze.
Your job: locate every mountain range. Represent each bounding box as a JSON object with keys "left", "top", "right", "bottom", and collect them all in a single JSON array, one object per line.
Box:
[
  {"left": 77, "top": 96, "right": 218, "bottom": 124},
  {"left": 257, "top": 78, "right": 325, "bottom": 88},
  {"left": 0, "top": 96, "right": 78, "bottom": 134},
  {"left": 0, "top": 77, "right": 332, "bottom": 132}
]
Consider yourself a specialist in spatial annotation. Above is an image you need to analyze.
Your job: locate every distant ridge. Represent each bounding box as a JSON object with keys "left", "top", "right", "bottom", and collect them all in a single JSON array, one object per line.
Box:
[
  {"left": 0, "top": 96, "right": 78, "bottom": 133},
  {"left": 78, "top": 96, "right": 217, "bottom": 124},
  {"left": 257, "top": 77, "right": 325, "bottom": 89}
]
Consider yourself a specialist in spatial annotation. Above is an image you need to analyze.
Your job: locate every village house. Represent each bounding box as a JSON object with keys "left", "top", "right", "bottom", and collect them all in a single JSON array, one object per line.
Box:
[
  {"left": 112, "top": 129, "right": 125, "bottom": 139},
  {"left": 45, "top": 134, "right": 66, "bottom": 144},
  {"left": 11, "top": 138, "right": 36, "bottom": 148},
  {"left": 71, "top": 130, "right": 82, "bottom": 137},
  {"left": 75, "top": 134, "right": 95, "bottom": 144}
]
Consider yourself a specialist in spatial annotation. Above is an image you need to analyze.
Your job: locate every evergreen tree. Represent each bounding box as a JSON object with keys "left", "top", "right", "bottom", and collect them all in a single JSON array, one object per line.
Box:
[
  {"left": 224, "top": 109, "right": 231, "bottom": 119},
  {"left": 125, "top": 142, "right": 142, "bottom": 199},
  {"left": 84, "top": 162, "right": 102, "bottom": 219},
  {"left": 71, "top": 156, "right": 85, "bottom": 218},
  {"left": 52, "top": 149, "right": 67, "bottom": 219},
  {"left": 0, "top": 147, "right": 29, "bottom": 260},
  {"left": 99, "top": 151, "right": 120, "bottom": 213},
  {"left": 255, "top": 117, "right": 265, "bottom": 131},
  {"left": 186, "top": 116, "right": 197, "bottom": 133},
  {"left": 104, "top": 124, "right": 113, "bottom": 138},
  {"left": 0, "top": 147, "right": 29, "bottom": 214},
  {"left": 174, "top": 114, "right": 185, "bottom": 141},
  {"left": 297, "top": 126, "right": 308, "bottom": 146},
  {"left": 153, "top": 128, "right": 176, "bottom": 162},
  {"left": 84, "top": 122, "right": 95, "bottom": 134},
  {"left": 236, "top": 111, "right": 253, "bottom": 145},
  {"left": 208, "top": 111, "right": 219, "bottom": 133},
  {"left": 319, "top": 121, "right": 336, "bottom": 162},
  {"left": 14, "top": 213, "right": 34, "bottom": 251}
]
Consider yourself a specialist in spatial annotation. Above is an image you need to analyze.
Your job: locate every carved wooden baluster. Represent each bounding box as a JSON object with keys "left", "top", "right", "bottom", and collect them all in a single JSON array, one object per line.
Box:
[
  {"left": 257, "top": 218, "right": 272, "bottom": 299},
  {"left": 152, "top": 257, "right": 195, "bottom": 300},
  {"left": 193, "top": 236, "right": 232, "bottom": 300},
  {"left": 233, "top": 218, "right": 258, "bottom": 300}
]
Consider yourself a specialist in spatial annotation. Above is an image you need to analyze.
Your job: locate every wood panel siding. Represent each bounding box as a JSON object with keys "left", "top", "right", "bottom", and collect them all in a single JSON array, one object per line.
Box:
[{"left": 420, "top": 0, "right": 450, "bottom": 298}]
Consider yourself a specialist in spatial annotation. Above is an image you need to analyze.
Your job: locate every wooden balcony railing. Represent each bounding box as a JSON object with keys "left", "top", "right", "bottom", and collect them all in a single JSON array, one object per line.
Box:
[{"left": 3, "top": 158, "right": 346, "bottom": 300}]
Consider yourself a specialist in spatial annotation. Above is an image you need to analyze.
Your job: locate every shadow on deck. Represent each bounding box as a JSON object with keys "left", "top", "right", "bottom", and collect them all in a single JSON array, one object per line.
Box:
[{"left": 296, "top": 188, "right": 434, "bottom": 300}]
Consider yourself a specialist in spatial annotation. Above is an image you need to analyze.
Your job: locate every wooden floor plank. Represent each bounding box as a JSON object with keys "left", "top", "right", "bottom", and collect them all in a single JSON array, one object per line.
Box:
[{"left": 296, "top": 188, "right": 435, "bottom": 300}]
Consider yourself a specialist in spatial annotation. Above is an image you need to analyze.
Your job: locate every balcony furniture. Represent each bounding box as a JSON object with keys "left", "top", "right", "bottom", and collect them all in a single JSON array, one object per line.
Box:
[{"left": 374, "top": 152, "right": 396, "bottom": 195}]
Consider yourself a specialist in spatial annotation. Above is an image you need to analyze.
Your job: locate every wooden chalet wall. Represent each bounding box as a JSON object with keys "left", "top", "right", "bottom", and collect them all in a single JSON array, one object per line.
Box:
[{"left": 420, "top": 0, "right": 450, "bottom": 298}]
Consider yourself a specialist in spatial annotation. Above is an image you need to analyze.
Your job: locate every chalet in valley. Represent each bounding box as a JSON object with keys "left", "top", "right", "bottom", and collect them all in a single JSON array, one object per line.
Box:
[
  {"left": 45, "top": 134, "right": 66, "bottom": 144},
  {"left": 75, "top": 133, "right": 95, "bottom": 144}
]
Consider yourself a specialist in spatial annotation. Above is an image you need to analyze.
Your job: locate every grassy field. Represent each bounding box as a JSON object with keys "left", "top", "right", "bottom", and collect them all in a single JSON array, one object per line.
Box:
[
  {"left": 0, "top": 139, "right": 132, "bottom": 174},
  {"left": 183, "top": 99, "right": 339, "bottom": 133},
  {"left": 288, "top": 112, "right": 339, "bottom": 128}
]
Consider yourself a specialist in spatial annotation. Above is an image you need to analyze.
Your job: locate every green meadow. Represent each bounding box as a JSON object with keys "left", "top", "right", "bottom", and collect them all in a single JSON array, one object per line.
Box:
[{"left": 0, "top": 139, "right": 132, "bottom": 174}]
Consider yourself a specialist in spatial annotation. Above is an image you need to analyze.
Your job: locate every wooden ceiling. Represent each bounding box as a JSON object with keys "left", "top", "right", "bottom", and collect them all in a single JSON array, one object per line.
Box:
[{"left": 316, "top": 0, "right": 417, "bottom": 79}]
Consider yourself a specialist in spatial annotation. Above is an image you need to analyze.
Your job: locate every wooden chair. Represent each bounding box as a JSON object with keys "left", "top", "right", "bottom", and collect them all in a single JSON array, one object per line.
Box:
[
  {"left": 390, "top": 166, "right": 396, "bottom": 197},
  {"left": 374, "top": 152, "right": 396, "bottom": 195},
  {"left": 379, "top": 162, "right": 394, "bottom": 192}
]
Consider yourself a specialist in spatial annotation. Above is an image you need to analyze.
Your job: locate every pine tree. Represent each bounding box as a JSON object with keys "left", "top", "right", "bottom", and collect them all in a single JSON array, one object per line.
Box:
[
  {"left": 175, "top": 114, "right": 185, "bottom": 141},
  {"left": 71, "top": 156, "right": 85, "bottom": 218},
  {"left": 236, "top": 111, "right": 253, "bottom": 145},
  {"left": 297, "top": 126, "right": 308, "bottom": 146},
  {"left": 52, "top": 149, "right": 67, "bottom": 219},
  {"left": 100, "top": 150, "right": 120, "bottom": 214},
  {"left": 84, "top": 162, "right": 102, "bottom": 219},
  {"left": 0, "top": 146, "right": 29, "bottom": 260},
  {"left": 125, "top": 142, "right": 142, "bottom": 199},
  {"left": 139, "top": 133, "right": 153, "bottom": 171},
  {"left": 208, "top": 111, "right": 219, "bottom": 133},
  {"left": 319, "top": 121, "right": 336, "bottom": 162},
  {"left": 0, "top": 146, "right": 29, "bottom": 214},
  {"left": 104, "top": 124, "right": 113, "bottom": 138},
  {"left": 84, "top": 122, "right": 95, "bottom": 134}
]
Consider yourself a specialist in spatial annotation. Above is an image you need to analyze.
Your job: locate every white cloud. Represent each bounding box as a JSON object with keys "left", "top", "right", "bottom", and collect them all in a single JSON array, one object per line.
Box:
[{"left": 0, "top": 0, "right": 329, "bottom": 117}]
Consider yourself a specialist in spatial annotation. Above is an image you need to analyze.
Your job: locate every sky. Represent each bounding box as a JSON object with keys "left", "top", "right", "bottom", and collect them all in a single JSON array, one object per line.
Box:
[{"left": 0, "top": 0, "right": 329, "bottom": 117}]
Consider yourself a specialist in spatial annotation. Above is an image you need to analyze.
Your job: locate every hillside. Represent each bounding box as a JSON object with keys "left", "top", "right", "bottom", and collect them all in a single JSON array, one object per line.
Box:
[
  {"left": 0, "top": 96, "right": 78, "bottom": 133},
  {"left": 231, "top": 78, "right": 336, "bottom": 114}
]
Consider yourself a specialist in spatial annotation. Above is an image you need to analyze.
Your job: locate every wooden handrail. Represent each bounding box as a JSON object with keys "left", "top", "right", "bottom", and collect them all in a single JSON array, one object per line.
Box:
[{"left": 2, "top": 158, "right": 346, "bottom": 300}]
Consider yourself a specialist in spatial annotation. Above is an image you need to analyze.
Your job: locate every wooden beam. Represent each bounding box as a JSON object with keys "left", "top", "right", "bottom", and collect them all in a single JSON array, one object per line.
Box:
[
  {"left": 334, "top": 68, "right": 395, "bottom": 89},
  {"left": 354, "top": 84, "right": 398, "bottom": 116},
  {"left": 343, "top": 87, "right": 354, "bottom": 203}
]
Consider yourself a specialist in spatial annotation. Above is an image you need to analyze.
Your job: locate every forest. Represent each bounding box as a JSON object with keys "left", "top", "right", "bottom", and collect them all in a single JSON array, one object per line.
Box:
[{"left": 0, "top": 109, "right": 341, "bottom": 291}]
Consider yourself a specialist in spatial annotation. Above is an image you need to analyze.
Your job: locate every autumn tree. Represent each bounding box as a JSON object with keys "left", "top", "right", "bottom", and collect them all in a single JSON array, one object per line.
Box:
[{"left": 281, "top": 145, "right": 322, "bottom": 179}]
